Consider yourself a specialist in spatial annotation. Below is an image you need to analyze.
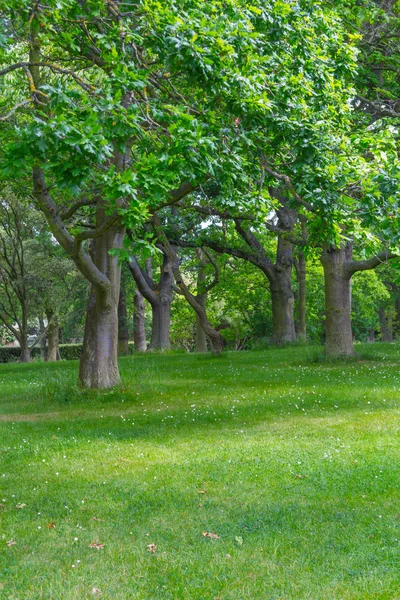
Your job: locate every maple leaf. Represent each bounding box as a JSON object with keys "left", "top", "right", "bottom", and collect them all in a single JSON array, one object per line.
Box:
[
  {"left": 89, "top": 541, "right": 105, "bottom": 550},
  {"left": 147, "top": 543, "right": 157, "bottom": 553},
  {"left": 202, "top": 531, "right": 220, "bottom": 539}
]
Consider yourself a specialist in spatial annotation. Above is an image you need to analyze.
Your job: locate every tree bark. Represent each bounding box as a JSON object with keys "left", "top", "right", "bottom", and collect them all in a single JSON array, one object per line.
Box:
[
  {"left": 118, "top": 283, "right": 130, "bottom": 356},
  {"left": 296, "top": 251, "right": 307, "bottom": 341},
  {"left": 396, "top": 295, "right": 400, "bottom": 338},
  {"left": 379, "top": 307, "right": 393, "bottom": 341},
  {"left": 321, "top": 245, "right": 355, "bottom": 357},
  {"left": 38, "top": 316, "right": 47, "bottom": 361},
  {"left": 129, "top": 253, "right": 173, "bottom": 351},
  {"left": 19, "top": 330, "right": 30, "bottom": 363},
  {"left": 270, "top": 235, "right": 296, "bottom": 345},
  {"left": 195, "top": 251, "right": 208, "bottom": 352},
  {"left": 133, "top": 290, "right": 147, "bottom": 352},
  {"left": 150, "top": 298, "right": 172, "bottom": 350},
  {"left": 387, "top": 310, "right": 393, "bottom": 342},
  {"left": 79, "top": 215, "right": 124, "bottom": 388},
  {"left": 46, "top": 312, "right": 60, "bottom": 362}
]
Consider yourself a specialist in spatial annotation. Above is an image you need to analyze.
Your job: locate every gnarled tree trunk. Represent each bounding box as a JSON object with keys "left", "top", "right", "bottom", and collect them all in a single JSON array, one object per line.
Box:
[
  {"left": 79, "top": 216, "right": 124, "bottom": 388},
  {"left": 150, "top": 296, "right": 172, "bottom": 350},
  {"left": 133, "top": 290, "right": 147, "bottom": 352},
  {"left": 270, "top": 236, "right": 296, "bottom": 345},
  {"left": 321, "top": 243, "right": 398, "bottom": 357},
  {"left": 195, "top": 251, "right": 208, "bottom": 352},
  {"left": 321, "top": 245, "right": 354, "bottom": 357}
]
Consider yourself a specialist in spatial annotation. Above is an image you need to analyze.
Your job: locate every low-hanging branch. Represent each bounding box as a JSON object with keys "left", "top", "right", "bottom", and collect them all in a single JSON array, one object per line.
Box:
[{"left": 346, "top": 250, "right": 399, "bottom": 276}]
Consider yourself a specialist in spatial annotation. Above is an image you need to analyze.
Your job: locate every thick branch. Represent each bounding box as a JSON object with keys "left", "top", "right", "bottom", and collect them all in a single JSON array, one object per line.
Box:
[
  {"left": 346, "top": 251, "right": 398, "bottom": 276},
  {"left": 128, "top": 257, "right": 157, "bottom": 305},
  {"left": 32, "top": 167, "right": 111, "bottom": 294}
]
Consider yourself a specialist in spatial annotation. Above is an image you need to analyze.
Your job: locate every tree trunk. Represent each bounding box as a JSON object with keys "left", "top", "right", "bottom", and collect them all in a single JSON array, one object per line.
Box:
[
  {"left": 379, "top": 307, "right": 392, "bottom": 341},
  {"left": 379, "top": 307, "right": 387, "bottom": 341},
  {"left": 387, "top": 310, "right": 393, "bottom": 342},
  {"left": 270, "top": 237, "right": 296, "bottom": 345},
  {"left": 133, "top": 290, "right": 147, "bottom": 352},
  {"left": 149, "top": 299, "right": 172, "bottom": 350},
  {"left": 368, "top": 328, "right": 375, "bottom": 342},
  {"left": 195, "top": 256, "right": 208, "bottom": 352},
  {"left": 118, "top": 284, "right": 130, "bottom": 356},
  {"left": 395, "top": 295, "right": 400, "bottom": 338},
  {"left": 148, "top": 254, "right": 173, "bottom": 351},
  {"left": 321, "top": 245, "right": 355, "bottom": 357},
  {"left": 296, "top": 251, "right": 307, "bottom": 341},
  {"left": 196, "top": 312, "right": 208, "bottom": 352},
  {"left": 46, "top": 313, "right": 60, "bottom": 362},
  {"left": 19, "top": 334, "right": 30, "bottom": 362},
  {"left": 78, "top": 216, "right": 124, "bottom": 388},
  {"left": 38, "top": 316, "right": 47, "bottom": 361}
]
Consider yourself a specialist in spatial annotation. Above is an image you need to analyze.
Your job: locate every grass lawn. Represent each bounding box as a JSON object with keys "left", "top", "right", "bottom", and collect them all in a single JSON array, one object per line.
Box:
[{"left": 1, "top": 344, "right": 400, "bottom": 599}]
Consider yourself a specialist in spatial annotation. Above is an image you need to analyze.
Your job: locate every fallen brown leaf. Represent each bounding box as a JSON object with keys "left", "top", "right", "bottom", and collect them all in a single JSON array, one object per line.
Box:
[
  {"left": 89, "top": 541, "right": 105, "bottom": 550},
  {"left": 147, "top": 543, "right": 157, "bottom": 553},
  {"left": 46, "top": 522, "right": 56, "bottom": 529},
  {"left": 295, "top": 474, "right": 307, "bottom": 479},
  {"left": 6, "top": 540, "right": 16, "bottom": 547},
  {"left": 202, "top": 531, "right": 220, "bottom": 539}
]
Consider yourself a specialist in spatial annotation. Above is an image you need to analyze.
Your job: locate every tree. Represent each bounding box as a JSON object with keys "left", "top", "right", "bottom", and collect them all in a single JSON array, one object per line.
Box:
[{"left": 1, "top": 0, "right": 275, "bottom": 386}]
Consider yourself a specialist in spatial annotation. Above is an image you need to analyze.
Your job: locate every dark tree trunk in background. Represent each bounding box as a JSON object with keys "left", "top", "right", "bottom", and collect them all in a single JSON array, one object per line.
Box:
[
  {"left": 396, "top": 295, "right": 400, "bottom": 337},
  {"left": 195, "top": 251, "right": 208, "bottom": 352},
  {"left": 235, "top": 203, "right": 297, "bottom": 346},
  {"left": 19, "top": 336, "right": 31, "bottom": 362},
  {"left": 196, "top": 312, "right": 208, "bottom": 352},
  {"left": 129, "top": 252, "right": 173, "bottom": 351},
  {"left": 118, "top": 283, "right": 130, "bottom": 356},
  {"left": 321, "top": 243, "right": 398, "bottom": 357},
  {"left": 133, "top": 290, "right": 147, "bottom": 352},
  {"left": 149, "top": 253, "right": 173, "bottom": 350},
  {"left": 150, "top": 300, "right": 172, "bottom": 350},
  {"left": 79, "top": 216, "right": 124, "bottom": 388},
  {"left": 270, "top": 261, "right": 296, "bottom": 345},
  {"left": 39, "top": 316, "right": 47, "bottom": 361},
  {"left": 295, "top": 250, "right": 307, "bottom": 341},
  {"left": 387, "top": 310, "right": 393, "bottom": 341},
  {"left": 321, "top": 244, "right": 354, "bottom": 357},
  {"left": 46, "top": 312, "right": 60, "bottom": 362},
  {"left": 368, "top": 328, "right": 375, "bottom": 342},
  {"left": 379, "top": 307, "right": 392, "bottom": 341}
]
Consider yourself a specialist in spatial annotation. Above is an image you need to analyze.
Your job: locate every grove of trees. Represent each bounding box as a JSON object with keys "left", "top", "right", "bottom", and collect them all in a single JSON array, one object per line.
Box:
[{"left": 0, "top": 0, "right": 400, "bottom": 387}]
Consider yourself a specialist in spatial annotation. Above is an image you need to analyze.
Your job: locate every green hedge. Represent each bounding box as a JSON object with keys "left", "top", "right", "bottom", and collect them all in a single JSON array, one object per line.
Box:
[
  {"left": 0, "top": 342, "right": 135, "bottom": 363},
  {"left": 0, "top": 344, "right": 82, "bottom": 363}
]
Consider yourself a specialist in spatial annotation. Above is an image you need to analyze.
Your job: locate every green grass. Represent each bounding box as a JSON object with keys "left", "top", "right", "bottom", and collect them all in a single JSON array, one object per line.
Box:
[{"left": 1, "top": 343, "right": 400, "bottom": 599}]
